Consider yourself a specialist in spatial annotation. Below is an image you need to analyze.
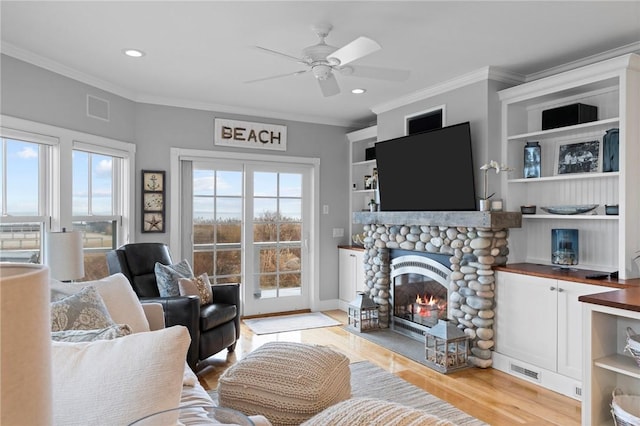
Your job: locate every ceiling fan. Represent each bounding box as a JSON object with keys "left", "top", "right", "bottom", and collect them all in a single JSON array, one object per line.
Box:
[{"left": 246, "top": 24, "right": 410, "bottom": 97}]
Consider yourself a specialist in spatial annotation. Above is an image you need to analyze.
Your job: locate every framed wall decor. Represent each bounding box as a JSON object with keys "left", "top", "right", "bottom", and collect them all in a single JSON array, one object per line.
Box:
[
  {"left": 555, "top": 140, "right": 600, "bottom": 175},
  {"left": 141, "top": 170, "right": 165, "bottom": 233}
]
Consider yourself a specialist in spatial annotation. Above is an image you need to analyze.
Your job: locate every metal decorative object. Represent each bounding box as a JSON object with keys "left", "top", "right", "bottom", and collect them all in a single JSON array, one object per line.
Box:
[
  {"left": 424, "top": 319, "right": 469, "bottom": 374},
  {"left": 348, "top": 292, "right": 379, "bottom": 333}
]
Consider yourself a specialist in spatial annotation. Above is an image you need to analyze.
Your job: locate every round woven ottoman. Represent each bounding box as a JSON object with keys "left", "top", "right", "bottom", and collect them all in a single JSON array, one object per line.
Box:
[{"left": 217, "top": 341, "right": 351, "bottom": 426}]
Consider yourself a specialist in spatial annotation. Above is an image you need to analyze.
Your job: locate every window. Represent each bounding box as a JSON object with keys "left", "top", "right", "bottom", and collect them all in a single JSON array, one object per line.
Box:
[
  {"left": 1, "top": 116, "right": 134, "bottom": 280},
  {"left": 72, "top": 147, "right": 125, "bottom": 280},
  {"left": 0, "top": 137, "right": 49, "bottom": 263}
]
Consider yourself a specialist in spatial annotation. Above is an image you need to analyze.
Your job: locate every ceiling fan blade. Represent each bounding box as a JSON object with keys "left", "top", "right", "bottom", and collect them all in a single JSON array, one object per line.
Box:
[
  {"left": 253, "top": 46, "right": 308, "bottom": 64},
  {"left": 244, "top": 70, "right": 308, "bottom": 84},
  {"left": 344, "top": 65, "right": 410, "bottom": 81},
  {"left": 327, "top": 36, "right": 381, "bottom": 66},
  {"left": 318, "top": 74, "right": 340, "bottom": 97}
]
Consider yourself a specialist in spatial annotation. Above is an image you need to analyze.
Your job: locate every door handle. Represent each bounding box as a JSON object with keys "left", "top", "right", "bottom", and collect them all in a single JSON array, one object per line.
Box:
[{"left": 550, "top": 286, "right": 556, "bottom": 291}]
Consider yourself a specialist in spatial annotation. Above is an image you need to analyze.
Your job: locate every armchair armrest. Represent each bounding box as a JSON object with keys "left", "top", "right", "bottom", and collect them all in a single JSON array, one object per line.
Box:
[
  {"left": 141, "top": 295, "right": 200, "bottom": 369},
  {"left": 211, "top": 283, "right": 240, "bottom": 340},
  {"left": 140, "top": 302, "right": 164, "bottom": 331}
]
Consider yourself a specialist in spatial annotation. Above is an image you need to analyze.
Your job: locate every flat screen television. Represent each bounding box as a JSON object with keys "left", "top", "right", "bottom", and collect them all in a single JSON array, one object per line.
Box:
[{"left": 375, "top": 121, "right": 477, "bottom": 211}]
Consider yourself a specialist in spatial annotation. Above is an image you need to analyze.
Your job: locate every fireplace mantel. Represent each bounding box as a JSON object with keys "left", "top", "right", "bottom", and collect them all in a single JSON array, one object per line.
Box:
[{"left": 353, "top": 211, "right": 522, "bottom": 229}]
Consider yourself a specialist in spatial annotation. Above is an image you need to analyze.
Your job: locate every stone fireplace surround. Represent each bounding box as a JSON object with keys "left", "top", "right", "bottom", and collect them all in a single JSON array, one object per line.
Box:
[{"left": 353, "top": 211, "right": 521, "bottom": 368}]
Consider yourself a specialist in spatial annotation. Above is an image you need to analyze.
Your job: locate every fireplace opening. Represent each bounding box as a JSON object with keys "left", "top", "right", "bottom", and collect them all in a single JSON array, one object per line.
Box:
[{"left": 390, "top": 250, "right": 452, "bottom": 341}]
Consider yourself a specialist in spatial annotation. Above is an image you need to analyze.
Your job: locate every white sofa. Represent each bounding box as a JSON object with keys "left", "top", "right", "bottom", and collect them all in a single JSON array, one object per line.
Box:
[{"left": 49, "top": 273, "right": 270, "bottom": 426}]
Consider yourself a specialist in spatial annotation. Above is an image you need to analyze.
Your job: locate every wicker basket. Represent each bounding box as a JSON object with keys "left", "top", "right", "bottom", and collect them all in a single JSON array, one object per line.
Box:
[
  {"left": 625, "top": 327, "right": 640, "bottom": 368},
  {"left": 611, "top": 389, "right": 640, "bottom": 426}
]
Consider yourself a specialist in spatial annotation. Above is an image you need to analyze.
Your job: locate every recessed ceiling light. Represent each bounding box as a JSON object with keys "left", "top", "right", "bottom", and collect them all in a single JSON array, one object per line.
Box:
[
  {"left": 351, "top": 88, "right": 366, "bottom": 94},
  {"left": 123, "top": 49, "right": 145, "bottom": 58}
]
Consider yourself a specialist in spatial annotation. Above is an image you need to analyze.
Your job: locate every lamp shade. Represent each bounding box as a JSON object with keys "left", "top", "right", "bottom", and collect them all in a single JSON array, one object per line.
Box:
[
  {"left": 0, "top": 263, "right": 53, "bottom": 425},
  {"left": 45, "top": 230, "right": 84, "bottom": 281}
]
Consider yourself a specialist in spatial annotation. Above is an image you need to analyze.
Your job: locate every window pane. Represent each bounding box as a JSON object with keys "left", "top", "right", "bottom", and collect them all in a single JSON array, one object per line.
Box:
[
  {"left": 193, "top": 250, "right": 213, "bottom": 276},
  {"left": 280, "top": 199, "right": 301, "bottom": 221},
  {"left": 254, "top": 172, "right": 277, "bottom": 196},
  {"left": 254, "top": 223, "right": 278, "bottom": 243},
  {"left": 280, "top": 173, "right": 301, "bottom": 197},
  {"left": 216, "top": 250, "right": 241, "bottom": 277},
  {"left": 216, "top": 171, "right": 242, "bottom": 196},
  {"left": 0, "top": 222, "right": 42, "bottom": 263},
  {"left": 216, "top": 197, "right": 242, "bottom": 221},
  {"left": 193, "top": 170, "right": 215, "bottom": 196},
  {"left": 73, "top": 151, "right": 89, "bottom": 216},
  {"left": 280, "top": 247, "right": 301, "bottom": 272},
  {"left": 217, "top": 220, "right": 241, "bottom": 244},
  {"left": 193, "top": 220, "right": 214, "bottom": 245},
  {"left": 6, "top": 139, "right": 40, "bottom": 215},
  {"left": 259, "top": 247, "right": 277, "bottom": 273},
  {"left": 73, "top": 221, "right": 116, "bottom": 281},
  {"left": 280, "top": 272, "right": 301, "bottom": 292},
  {"left": 254, "top": 198, "right": 277, "bottom": 220},
  {"left": 280, "top": 223, "right": 301, "bottom": 242},
  {"left": 91, "top": 154, "right": 113, "bottom": 215}
]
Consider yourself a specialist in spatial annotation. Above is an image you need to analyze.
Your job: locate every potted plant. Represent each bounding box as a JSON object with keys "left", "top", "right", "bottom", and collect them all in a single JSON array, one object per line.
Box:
[{"left": 479, "top": 160, "right": 512, "bottom": 211}]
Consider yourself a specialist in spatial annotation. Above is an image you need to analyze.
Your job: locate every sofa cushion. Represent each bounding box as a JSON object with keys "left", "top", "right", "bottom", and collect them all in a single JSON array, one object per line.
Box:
[
  {"left": 155, "top": 259, "right": 194, "bottom": 297},
  {"left": 50, "top": 285, "right": 117, "bottom": 332},
  {"left": 179, "top": 272, "right": 213, "bottom": 305},
  {"left": 51, "top": 325, "right": 190, "bottom": 426},
  {"left": 50, "top": 273, "right": 150, "bottom": 333},
  {"left": 218, "top": 342, "right": 351, "bottom": 426},
  {"left": 301, "top": 397, "right": 456, "bottom": 426},
  {"left": 51, "top": 324, "right": 132, "bottom": 342}
]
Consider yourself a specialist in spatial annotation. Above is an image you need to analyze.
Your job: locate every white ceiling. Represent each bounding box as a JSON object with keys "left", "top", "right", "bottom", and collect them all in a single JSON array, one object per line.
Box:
[{"left": 2, "top": 1, "right": 640, "bottom": 128}]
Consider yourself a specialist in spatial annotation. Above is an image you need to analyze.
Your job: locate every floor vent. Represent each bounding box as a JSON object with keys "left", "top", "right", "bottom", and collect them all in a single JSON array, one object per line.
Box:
[
  {"left": 510, "top": 363, "right": 540, "bottom": 381},
  {"left": 575, "top": 386, "right": 582, "bottom": 398}
]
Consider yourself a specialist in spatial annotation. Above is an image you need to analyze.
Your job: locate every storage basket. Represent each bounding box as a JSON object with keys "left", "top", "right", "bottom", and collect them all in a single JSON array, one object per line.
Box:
[
  {"left": 625, "top": 327, "right": 640, "bottom": 368},
  {"left": 611, "top": 388, "right": 640, "bottom": 426}
]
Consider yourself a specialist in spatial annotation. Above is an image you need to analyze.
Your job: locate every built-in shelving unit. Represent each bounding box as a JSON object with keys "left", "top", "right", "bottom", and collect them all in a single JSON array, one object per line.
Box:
[
  {"left": 580, "top": 289, "right": 640, "bottom": 426},
  {"left": 499, "top": 53, "right": 640, "bottom": 278},
  {"left": 346, "top": 125, "right": 377, "bottom": 239}
]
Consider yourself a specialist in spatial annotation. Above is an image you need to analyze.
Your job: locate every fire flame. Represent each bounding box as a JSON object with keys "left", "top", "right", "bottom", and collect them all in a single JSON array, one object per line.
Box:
[{"left": 414, "top": 294, "right": 446, "bottom": 317}]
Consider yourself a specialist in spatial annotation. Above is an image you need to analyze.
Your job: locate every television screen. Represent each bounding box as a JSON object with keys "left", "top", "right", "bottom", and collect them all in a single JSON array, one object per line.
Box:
[{"left": 375, "top": 121, "right": 477, "bottom": 211}]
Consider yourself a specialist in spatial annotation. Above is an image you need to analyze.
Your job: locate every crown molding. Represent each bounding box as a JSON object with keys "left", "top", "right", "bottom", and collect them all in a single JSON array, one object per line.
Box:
[
  {"left": 371, "top": 66, "right": 525, "bottom": 115},
  {"left": 525, "top": 41, "right": 640, "bottom": 82}
]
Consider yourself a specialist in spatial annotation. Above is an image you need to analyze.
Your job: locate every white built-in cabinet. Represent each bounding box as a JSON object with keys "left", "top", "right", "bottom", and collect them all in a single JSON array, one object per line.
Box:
[
  {"left": 338, "top": 247, "right": 365, "bottom": 310},
  {"left": 494, "top": 270, "right": 609, "bottom": 399},
  {"left": 346, "top": 125, "right": 377, "bottom": 240},
  {"left": 498, "top": 53, "right": 640, "bottom": 278}
]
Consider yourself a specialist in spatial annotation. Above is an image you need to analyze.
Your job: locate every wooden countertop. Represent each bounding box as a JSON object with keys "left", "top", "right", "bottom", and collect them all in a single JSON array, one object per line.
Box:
[
  {"left": 578, "top": 287, "right": 640, "bottom": 313},
  {"left": 495, "top": 263, "right": 640, "bottom": 289},
  {"left": 337, "top": 245, "right": 365, "bottom": 251}
]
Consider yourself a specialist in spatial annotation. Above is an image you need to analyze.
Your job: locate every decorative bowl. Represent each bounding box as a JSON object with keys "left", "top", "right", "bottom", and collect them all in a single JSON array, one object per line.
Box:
[{"left": 540, "top": 204, "right": 598, "bottom": 215}]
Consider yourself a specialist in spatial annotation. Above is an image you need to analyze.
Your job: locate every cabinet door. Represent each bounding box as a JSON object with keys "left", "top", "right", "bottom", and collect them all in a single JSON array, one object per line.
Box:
[
  {"left": 338, "top": 249, "right": 358, "bottom": 302},
  {"left": 495, "top": 271, "right": 558, "bottom": 371},
  {"left": 556, "top": 280, "right": 609, "bottom": 380}
]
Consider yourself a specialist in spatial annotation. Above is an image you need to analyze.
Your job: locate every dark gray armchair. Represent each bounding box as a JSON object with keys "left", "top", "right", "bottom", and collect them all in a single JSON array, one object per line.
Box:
[{"left": 106, "top": 242, "right": 240, "bottom": 370}]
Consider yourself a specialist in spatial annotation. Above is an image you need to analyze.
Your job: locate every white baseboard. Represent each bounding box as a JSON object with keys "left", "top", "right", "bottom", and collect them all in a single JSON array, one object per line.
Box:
[{"left": 492, "top": 352, "right": 582, "bottom": 401}]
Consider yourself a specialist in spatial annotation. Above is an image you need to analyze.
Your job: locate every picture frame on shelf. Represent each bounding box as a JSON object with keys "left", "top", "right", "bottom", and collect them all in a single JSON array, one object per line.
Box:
[
  {"left": 555, "top": 140, "right": 600, "bottom": 175},
  {"left": 141, "top": 170, "right": 165, "bottom": 233}
]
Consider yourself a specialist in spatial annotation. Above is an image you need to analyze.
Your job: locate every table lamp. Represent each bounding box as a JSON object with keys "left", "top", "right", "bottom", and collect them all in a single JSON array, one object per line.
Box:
[
  {"left": 0, "top": 263, "right": 53, "bottom": 424},
  {"left": 45, "top": 228, "right": 85, "bottom": 281}
]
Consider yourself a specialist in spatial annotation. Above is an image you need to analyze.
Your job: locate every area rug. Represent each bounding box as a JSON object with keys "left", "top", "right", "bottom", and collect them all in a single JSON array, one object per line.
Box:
[
  {"left": 243, "top": 312, "right": 341, "bottom": 335},
  {"left": 208, "top": 361, "right": 485, "bottom": 425},
  {"left": 344, "top": 325, "right": 432, "bottom": 367}
]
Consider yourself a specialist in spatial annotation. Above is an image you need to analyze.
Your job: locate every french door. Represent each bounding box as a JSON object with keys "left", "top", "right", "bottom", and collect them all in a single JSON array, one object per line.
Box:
[{"left": 191, "top": 159, "right": 312, "bottom": 316}]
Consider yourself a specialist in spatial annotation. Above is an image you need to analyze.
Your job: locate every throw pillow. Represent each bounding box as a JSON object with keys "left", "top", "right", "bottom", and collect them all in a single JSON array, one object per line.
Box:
[
  {"left": 51, "top": 324, "right": 132, "bottom": 342},
  {"left": 50, "top": 285, "right": 117, "bottom": 332},
  {"left": 51, "top": 325, "right": 190, "bottom": 426},
  {"left": 49, "top": 273, "right": 150, "bottom": 333},
  {"left": 178, "top": 272, "right": 213, "bottom": 305},
  {"left": 155, "top": 259, "right": 194, "bottom": 297}
]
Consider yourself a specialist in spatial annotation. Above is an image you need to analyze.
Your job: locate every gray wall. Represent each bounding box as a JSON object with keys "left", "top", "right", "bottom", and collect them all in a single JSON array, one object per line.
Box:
[
  {"left": 1, "top": 55, "right": 350, "bottom": 302},
  {"left": 376, "top": 78, "right": 512, "bottom": 203}
]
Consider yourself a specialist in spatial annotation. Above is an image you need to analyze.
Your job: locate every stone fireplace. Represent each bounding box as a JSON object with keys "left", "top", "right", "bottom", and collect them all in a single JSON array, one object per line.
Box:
[{"left": 353, "top": 211, "right": 521, "bottom": 368}]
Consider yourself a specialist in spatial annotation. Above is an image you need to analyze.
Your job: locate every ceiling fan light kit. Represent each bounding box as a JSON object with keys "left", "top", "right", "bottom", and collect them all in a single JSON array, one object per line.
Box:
[{"left": 248, "top": 24, "right": 410, "bottom": 97}]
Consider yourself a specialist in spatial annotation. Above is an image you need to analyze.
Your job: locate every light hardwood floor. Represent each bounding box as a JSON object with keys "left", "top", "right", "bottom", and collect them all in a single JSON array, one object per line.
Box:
[{"left": 197, "top": 310, "right": 581, "bottom": 425}]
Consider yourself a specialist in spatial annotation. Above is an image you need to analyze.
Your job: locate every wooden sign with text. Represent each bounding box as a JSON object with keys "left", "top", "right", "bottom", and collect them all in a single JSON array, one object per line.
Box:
[{"left": 214, "top": 118, "right": 287, "bottom": 151}]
